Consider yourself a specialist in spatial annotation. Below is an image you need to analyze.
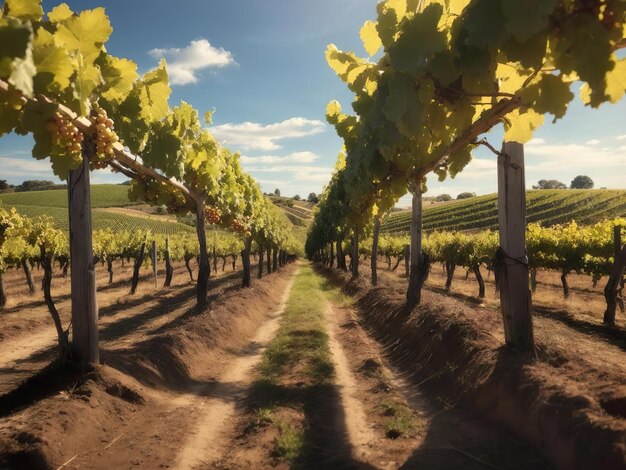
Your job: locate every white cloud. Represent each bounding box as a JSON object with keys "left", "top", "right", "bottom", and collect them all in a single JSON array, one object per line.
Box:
[
  {"left": 617, "top": 135, "right": 626, "bottom": 140},
  {"left": 586, "top": 139, "right": 600, "bottom": 145},
  {"left": 240, "top": 151, "right": 320, "bottom": 165},
  {"left": 0, "top": 157, "right": 54, "bottom": 178},
  {"left": 524, "top": 142, "right": 626, "bottom": 171},
  {"left": 149, "top": 39, "right": 235, "bottom": 85},
  {"left": 527, "top": 138, "right": 546, "bottom": 145},
  {"left": 210, "top": 118, "right": 326, "bottom": 151}
]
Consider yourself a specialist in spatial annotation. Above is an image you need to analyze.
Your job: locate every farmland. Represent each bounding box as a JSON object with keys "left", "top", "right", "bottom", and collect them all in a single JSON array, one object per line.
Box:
[
  {"left": 1, "top": 0, "right": 626, "bottom": 469},
  {"left": 381, "top": 189, "right": 626, "bottom": 233}
]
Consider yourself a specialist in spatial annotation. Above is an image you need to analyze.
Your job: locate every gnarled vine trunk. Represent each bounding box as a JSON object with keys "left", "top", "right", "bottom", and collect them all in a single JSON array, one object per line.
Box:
[
  {"left": 561, "top": 271, "right": 569, "bottom": 298},
  {"left": 164, "top": 238, "right": 174, "bottom": 287},
  {"left": 40, "top": 246, "right": 70, "bottom": 361},
  {"left": 0, "top": 273, "right": 6, "bottom": 308},
  {"left": 604, "top": 243, "right": 626, "bottom": 326},
  {"left": 242, "top": 237, "right": 252, "bottom": 287},
  {"left": 473, "top": 265, "right": 485, "bottom": 298},
  {"left": 407, "top": 188, "right": 427, "bottom": 310},
  {"left": 195, "top": 198, "right": 209, "bottom": 309},
  {"left": 371, "top": 217, "right": 380, "bottom": 286},
  {"left": 351, "top": 225, "right": 359, "bottom": 278},
  {"left": 130, "top": 242, "right": 146, "bottom": 295},
  {"left": 22, "top": 259, "right": 36, "bottom": 294},
  {"left": 258, "top": 246, "right": 264, "bottom": 279}
]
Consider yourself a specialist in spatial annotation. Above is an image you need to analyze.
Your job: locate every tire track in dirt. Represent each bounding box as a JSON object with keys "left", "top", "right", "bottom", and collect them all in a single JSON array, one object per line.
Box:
[
  {"left": 325, "top": 301, "right": 376, "bottom": 462},
  {"left": 173, "top": 270, "right": 298, "bottom": 469}
]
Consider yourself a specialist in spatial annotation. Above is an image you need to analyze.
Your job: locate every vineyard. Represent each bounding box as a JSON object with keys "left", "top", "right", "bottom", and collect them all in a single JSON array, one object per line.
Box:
[
  {"left": 1, "top": 0, "right": 626, "bottom": 469},
  {"left": 382, "top": 189, "right": 626, "bottom": 233}
]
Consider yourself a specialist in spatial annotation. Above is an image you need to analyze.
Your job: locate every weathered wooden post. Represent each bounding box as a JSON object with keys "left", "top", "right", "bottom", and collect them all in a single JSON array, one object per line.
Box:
[
  {"left": 406, "top": 185, "right": 425, "bottom": 309},
  {"left": 371, "top": 217, "right": 380, "bottom": 286},
  {"left": 497, "top": 141, "right": 534, "bottom": 352},
  {"left": 68, "top": 136, "right": 99, "bottom": 365}
]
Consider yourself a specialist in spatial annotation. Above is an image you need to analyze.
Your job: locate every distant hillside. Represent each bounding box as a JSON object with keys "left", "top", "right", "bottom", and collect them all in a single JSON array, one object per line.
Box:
[
  {"left": 0, "top": 184, "right": 192, "bottom": 235},
  {"left": 268, "top": 195, "right": 314, "bottom": 227},
  {"left": 381, "top": 189, "right": 626, "bottom": 234}
]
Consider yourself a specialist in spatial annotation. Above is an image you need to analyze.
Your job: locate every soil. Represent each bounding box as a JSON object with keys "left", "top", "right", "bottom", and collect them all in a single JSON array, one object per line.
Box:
[
  {"left": 324, "top": 261, "right": 626, "bottom": 469},
  {"left": 1, "top": 257, "right": 624, "bottom": 469}
]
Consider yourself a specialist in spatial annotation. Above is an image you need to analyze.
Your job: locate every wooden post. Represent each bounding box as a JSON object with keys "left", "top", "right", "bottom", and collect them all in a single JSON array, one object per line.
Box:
[
  {"left": 497, "top": 141, "right": 534, "bottom": 352},
  {"left": 68, "top": 137, "right": 99, "bottom": 365},
  {"left": 406, "top": 186, "right": 427, "bottom": 309},
  {"left": 371, "top": 217, "right": 380, "bottom": 286}
]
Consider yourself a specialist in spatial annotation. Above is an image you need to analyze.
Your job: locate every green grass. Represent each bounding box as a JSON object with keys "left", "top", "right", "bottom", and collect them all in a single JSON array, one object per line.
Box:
[
  {"left": 380, "top": 399, "right": 414, "bottom": 439},
  {"left": 258, "top": 265, "right": 334, "bottom": 386},
  {"left": 251, "top": 264, "right": 334, "bottom": 465},
  {"left": 382, "top": 189, "right": 626, "bottom": 234}
]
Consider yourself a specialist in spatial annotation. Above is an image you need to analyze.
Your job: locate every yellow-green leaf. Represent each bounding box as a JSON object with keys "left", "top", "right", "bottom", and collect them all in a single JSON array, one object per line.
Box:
[
  {"left": 99, "top": 55, "right": 138, "bottom": 103},
  {"left": 48, "top": 3, "right": 73, "bottom": 23},
  {"left": 56, "top": 7, "right": 112, "bottom": 62},
  {"left": 3, "top": 0, "right": 43, "bottom": 21},
  {"left": 606, "top": 58, "right": 626, "bottom": 104},
  {"left": 360, "top": 20, "right": 381, "bottom": 56},
  {"left": 33, "top": 29, "right": 73, "bottom": 92},
  {"left": 503, "top": 109, "right": 544, "bottom": 143}
]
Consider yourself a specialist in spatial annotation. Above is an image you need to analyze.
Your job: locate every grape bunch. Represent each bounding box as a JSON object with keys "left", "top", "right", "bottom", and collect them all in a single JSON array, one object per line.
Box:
[
  {"left": 47, "top": 112, "right": 83, "bottom": 157},
  {"left": 231, "top": 220, "right": 252, "bottom": 237},
  {"left": 90, "top": 108, "right": 119, "bottom": 159},
  {"left": 205, "top": 206, "right": 222, "bottom": 225}
]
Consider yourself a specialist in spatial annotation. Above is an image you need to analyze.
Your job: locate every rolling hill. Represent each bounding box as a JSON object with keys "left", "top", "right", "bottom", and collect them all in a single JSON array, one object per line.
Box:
[{"left": 381, "top": 189, "right": 626, "bottom": 234}]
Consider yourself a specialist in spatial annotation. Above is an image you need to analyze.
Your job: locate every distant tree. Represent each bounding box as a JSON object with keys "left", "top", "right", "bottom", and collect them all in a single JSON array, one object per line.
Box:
[
  {"left": 532, "top": 179, "right": 567, "bottom": 190},
  {"left": 293, "top": 194, "right": 301, "bottom": 201},
  {"left": 570, "top": 175, "right": 594, "bottom": 189},
  {"left": 456, "top": 192, "right": 476, "bottom": 200},
  {"left": 0, "top": 180, "right": 9, "bottom": 191},
  {"left": 274, "top": 188, "right": 281, "bottom": 196},
  {"left": 307, "top": 192, "right": 319, "bottom": 203},
  {"left": 435, "top": 194, "right": 452, "bottom": 202}
]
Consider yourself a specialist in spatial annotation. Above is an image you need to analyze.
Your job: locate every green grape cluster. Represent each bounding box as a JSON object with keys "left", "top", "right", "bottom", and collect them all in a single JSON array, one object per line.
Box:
[
  {"left": 90, "top": 108, "right": 119, "bottom": 168},
  {"left": 47, "top": 112, "right": 83, "bottom": 157}
]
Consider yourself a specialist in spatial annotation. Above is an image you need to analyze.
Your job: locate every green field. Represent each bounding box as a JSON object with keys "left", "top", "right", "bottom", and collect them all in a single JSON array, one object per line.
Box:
[
  {"left": 0, "top": 185, "right": 193, "bottom": 235},
  {"left": 381, "top": 189, "right": 626, "bottom": 234},
  {"left": 0, "top": 184, "right": 133, "bottom": 208}
]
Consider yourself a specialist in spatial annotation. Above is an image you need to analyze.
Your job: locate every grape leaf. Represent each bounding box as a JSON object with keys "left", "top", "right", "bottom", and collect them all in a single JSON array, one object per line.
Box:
[
  {"left": 33, "top": 29, "right": 73, "bottom": 92},
  {"left": 56, "top": 7, "right": 112, "bottom": 62},
  {"left": 3, "top": 0, "right": 43, "bottom": 21},
  {"left": 98, "top": 55, "right": 138, "bottom": 103},
  {"left": 462, "top": 0, "right": 508, "bottom": 49},
  {"left": 501, "top": 0, "right": 557, "bottom": 42},
  {"left": 605, "top": 58, "right": 626, "bottom": 104},
  {"left": 47, "top": 3, "right": 73, "bottom": 23},
  {"left": 388, "top": 3, "right": 446, "bottom": 74},
  {"left": 522, "top": 73, "right": 574, "bottom": 120},
  {"left": 503, "top": 108, "right": 544, "bottom": 143},
  {"left": 360, "top": 20, "right": 381, "bottom": 56}
]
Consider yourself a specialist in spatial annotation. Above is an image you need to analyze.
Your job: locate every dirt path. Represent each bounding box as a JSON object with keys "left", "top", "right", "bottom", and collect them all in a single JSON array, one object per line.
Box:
[
  {"left": 323, "top": 291, "right": 550, "bottom": 469},
  {"left": 174, "top": 272, "right": 297, "bottom": 469},
  {"left": 325, "top": 302, "right": 376, "bottom": 463}
]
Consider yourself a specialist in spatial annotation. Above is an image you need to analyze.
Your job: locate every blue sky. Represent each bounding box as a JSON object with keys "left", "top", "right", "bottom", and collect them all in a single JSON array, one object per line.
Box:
[{"left": 1, "top": 0, "right": 625, "bottom": 206}]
